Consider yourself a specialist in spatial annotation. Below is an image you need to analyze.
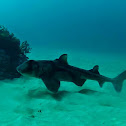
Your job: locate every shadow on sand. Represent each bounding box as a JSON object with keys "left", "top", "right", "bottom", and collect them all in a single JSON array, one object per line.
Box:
[
  {"left": 78, "top": 89, "right": 100, "bottom": 95},
  {"left": 26, "top": 89, "right": 70, "bottom": 101},
  {"left": 26, "top": 88, "right": 103, "bottom": 101}
]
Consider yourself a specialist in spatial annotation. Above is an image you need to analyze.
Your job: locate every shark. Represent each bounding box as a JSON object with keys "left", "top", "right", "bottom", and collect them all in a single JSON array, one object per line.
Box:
[{"left": 16, "top": 54, "right": 126, "bottom": 93}]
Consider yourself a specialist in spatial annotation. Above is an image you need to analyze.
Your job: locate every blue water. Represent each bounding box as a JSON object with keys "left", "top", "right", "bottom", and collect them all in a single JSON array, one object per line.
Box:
[
  {"left": 0, "top": 0, "right": 126, "bottom": 54},
  {"left": 0, "top": 1, "right": 126, "bottom": 125}
]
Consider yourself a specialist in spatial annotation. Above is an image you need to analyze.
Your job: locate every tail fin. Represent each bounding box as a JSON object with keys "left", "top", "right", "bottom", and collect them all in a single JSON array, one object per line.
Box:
[{"left": 112, "top": 70, "right": 126, "bottom": 92}]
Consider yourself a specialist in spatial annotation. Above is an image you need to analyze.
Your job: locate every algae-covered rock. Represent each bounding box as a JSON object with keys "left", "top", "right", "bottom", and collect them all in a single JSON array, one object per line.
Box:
[{"left": 0, "top": 25, "right": 31, "bottom": 80}]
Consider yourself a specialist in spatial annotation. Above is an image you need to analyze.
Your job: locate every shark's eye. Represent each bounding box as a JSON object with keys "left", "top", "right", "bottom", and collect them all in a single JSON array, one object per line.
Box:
[{"left": 27, "top": 60, "right": 39, "bottom": 71}]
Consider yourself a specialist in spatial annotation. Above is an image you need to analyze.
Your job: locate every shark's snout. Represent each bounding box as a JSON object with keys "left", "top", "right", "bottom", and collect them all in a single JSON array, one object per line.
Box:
[
  {"left": 16, "top": 60, "right": 37, "bottom": 77},
  {"left": 16, "top": 61, "right": 29, "bottom": 74},
  {"left": 16, "top": 64, "right": 24, "bottom": 74}
]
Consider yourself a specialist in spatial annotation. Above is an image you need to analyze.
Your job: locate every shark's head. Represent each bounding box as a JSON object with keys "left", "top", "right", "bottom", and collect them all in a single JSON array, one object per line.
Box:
[
  {"left": 17, "top": 54, "right": 68, "bottom": 78},
  {"left": 17, "top": 60, "right": 40, "bottom": 77}
]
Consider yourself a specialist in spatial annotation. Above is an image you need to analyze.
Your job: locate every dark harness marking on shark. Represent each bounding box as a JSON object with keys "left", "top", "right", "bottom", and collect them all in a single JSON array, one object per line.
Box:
[{"left": 17, "top": 54, "right": 126, "bottom": 93}]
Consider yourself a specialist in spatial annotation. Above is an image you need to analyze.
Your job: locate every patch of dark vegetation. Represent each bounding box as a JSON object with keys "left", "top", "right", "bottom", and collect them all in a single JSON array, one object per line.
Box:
[{"left": 0, "top": 25, "right": 31, "bottom": 80}]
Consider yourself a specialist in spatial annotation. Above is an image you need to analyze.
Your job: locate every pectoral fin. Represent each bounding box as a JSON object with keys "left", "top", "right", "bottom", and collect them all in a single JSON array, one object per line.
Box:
[{"left": 42, "top": 78, "right": 60, "bottom": 93}]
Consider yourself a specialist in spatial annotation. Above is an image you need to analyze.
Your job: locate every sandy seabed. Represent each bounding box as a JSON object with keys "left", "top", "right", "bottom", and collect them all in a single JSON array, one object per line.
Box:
[{"left": 0, "top": 48, "right": 126, "bottom": 126}]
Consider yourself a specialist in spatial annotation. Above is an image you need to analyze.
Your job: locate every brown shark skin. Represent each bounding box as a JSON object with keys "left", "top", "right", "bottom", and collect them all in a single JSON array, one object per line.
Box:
[{"left": 17, "top": 54, "right": 126, "bottom": 93}]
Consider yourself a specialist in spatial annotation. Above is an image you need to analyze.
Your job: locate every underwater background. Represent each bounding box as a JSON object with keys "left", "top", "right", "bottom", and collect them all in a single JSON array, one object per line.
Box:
[
  {"left": 0, "top": 0, "right": 126, "bottom": 126},
  {"left": 0, "top": 0, "right": 126, "bottom": 54}
]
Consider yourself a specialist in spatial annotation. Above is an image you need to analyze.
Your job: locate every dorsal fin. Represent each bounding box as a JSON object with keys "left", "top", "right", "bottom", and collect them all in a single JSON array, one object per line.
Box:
[
  {"left": 59, "top": 54, "right": 68, "bottom": 64},
  {"left": 93, "top": 65, "right": 99, "bottom": 72},
  {"left": 89, "top": 65, "right": 100, "bottom": 74}
]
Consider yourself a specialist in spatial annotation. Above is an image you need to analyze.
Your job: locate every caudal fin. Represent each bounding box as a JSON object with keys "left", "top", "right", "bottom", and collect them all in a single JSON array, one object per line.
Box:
[{"left": 112, "top": 70, "right": 126, "bottom": 92}]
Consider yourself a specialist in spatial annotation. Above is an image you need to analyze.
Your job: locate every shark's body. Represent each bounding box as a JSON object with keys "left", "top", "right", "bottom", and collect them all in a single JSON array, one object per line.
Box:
[{"left": 17, "top": 54, "right": 126, "bottom": 93}]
